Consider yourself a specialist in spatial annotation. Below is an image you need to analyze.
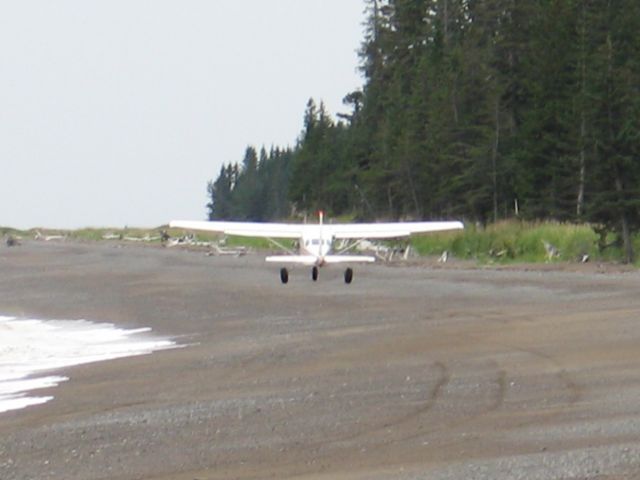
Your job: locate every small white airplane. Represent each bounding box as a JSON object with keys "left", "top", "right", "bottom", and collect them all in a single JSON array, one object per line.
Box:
[{"left": 169, "top": 213, "right": 463, "bottom": 284}]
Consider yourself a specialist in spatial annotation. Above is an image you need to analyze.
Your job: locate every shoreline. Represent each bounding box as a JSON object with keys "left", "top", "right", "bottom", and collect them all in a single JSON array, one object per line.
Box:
[
  {"left": 2, "top": 239, "right": 640, "bottom": 479},
  {"left": 8, "top": 235, "right": 638, "bottom": 276}
]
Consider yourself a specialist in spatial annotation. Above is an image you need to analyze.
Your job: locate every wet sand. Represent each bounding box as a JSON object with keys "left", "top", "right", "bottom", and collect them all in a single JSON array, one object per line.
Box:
[{"left": 1, "top": 240, "right": 640, "bottom": 479}]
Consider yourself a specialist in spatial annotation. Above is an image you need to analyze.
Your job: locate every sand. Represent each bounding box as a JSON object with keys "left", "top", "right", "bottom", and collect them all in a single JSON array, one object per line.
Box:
[{"left": 1, "top": 240, "right": 639, "bottom": 479}]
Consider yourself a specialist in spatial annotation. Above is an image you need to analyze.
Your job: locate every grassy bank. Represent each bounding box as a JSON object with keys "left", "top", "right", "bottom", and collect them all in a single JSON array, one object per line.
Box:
[
  {"left": 411, "top": 221, "right": 627, "bottom": 264},
  {"left": 3, "top": 221, "right": 634, "bottom": 266}
]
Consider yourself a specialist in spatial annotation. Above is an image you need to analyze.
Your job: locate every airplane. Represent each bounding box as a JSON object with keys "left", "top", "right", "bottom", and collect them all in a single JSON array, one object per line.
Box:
[{"left": 169, "top": 213, "right": 463, "bottom": 284}]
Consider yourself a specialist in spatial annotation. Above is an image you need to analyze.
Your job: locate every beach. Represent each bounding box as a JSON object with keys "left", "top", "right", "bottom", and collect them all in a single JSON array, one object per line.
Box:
[{"left": 1, "top": 240, "right": 639, "bottom": 479}]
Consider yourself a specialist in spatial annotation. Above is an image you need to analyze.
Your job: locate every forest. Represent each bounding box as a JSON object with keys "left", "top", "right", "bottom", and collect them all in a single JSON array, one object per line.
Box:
[{"left": 206, "top": 0, "right": 640, "bottom": 261}]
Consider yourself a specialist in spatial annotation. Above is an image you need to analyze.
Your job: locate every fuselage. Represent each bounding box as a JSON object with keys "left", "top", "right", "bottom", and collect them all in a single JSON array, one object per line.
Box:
[
  {"left": 299, "top": 212, "right": 332, "bottom": 265},
  {"left": 300, "top": 229, "right": 333, "bottom": 265}
]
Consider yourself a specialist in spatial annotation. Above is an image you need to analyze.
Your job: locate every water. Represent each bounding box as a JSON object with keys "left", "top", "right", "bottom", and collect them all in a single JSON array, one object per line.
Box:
[{"left": 0, "top": 316, "right": 175, "bottom": 413}]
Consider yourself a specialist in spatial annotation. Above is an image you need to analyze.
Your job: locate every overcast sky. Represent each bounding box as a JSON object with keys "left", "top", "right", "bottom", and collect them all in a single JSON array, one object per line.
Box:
[{"left": 0, "top": 1, "right": 365, "bottom": 229}]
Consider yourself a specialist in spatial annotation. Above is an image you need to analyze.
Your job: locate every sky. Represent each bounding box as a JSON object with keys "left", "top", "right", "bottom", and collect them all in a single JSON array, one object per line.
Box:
[{"left": 0, "top": 1, "right": 365, "bottom": 229}]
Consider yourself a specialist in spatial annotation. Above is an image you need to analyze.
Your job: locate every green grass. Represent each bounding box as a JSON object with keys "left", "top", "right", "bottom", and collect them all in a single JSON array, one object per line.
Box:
[
  {"left": 5, "top": 220, "right": 637, "bottom": 266},
  {"left": 0, "top": 226, "right": 29, "bottom": 237},
  {"left": 69, "top": 227, "right": 167, "bottom": 242},
  {"left": 223, "top": 235, "right": 286, "bottom": 250},
  {"left": 70, "top": 228, "right": 115, "bottom": 241},
  {"left": 178, "top": 220, "right": 613, "bottom": 265},
  {"left": 411, "top": 220, "right": 609, "bottom": 264}
]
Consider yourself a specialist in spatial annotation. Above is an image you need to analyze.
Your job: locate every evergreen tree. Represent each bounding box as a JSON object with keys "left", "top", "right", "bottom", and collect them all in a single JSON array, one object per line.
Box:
[
  {"left": 584, "top": 0, "right": 640, "bottom": 262},
  {"left": 206, "top": 165, "right": 233, "bottom": 220},
  {"left": 204, "top": 0, "right": 640, "bottom": 263}
]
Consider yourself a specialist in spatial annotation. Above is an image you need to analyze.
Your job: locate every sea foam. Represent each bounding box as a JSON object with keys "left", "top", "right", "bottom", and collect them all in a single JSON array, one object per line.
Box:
[{"left": 0, "top": 316, "right": 175, "bottom": 413}]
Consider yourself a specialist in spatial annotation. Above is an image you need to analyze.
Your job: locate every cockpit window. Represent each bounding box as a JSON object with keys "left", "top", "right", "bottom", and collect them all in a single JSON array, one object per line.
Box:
[{"left": 304, "top": 238, "right": 331, "bottom": 246}]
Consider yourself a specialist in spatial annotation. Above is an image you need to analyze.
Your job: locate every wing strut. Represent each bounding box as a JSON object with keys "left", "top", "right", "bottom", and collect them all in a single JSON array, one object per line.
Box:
[
  {"left": 265, "top": 237, "right": 297, "bottom": 255},
  {"left": 335, "top": 238, "right": 368, "bottom": 255}
]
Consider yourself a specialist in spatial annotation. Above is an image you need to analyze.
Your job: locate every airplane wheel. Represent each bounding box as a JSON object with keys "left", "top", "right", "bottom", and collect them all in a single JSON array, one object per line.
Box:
[
  {"left": 312, "top": 266, "right": 318, "bottom": 281},
  {"left": 280, "top": 267, "right": 289, "bottom": 284},
  {"left": 344, "top": 267, "right": 353, "bottom": 284}
]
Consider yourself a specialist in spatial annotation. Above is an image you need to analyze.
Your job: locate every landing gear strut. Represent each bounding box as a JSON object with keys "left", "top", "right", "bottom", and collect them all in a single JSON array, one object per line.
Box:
[
  {"left": 311, "top": 266, "right": 319, "bottom": 281},
  {"left": 344, "top": 267, "right": 353, "bottom": 284},
  {"left": 280, "top": 267, "right": 289, "bottom": 284}
]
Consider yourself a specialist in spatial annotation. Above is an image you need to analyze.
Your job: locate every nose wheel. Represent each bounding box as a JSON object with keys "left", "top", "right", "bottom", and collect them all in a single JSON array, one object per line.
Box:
[
  {"left": 344, "top": 267, "right": 353, "bottom": 284},
  {"left": 311, "top": 266, "right": 319, "bottom": 281},
  {"left": 280, "top": 267, "right": 289, "bottom": 284}
]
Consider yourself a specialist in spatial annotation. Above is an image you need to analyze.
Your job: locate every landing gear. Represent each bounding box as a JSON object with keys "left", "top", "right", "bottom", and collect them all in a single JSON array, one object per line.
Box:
[
  {"left": 344, "top": 267, "right": 353, "bottom": 284},
  {"left": 280, "top": 267, "right": 289, "bottom": 284},
  {"left": 279, "top": 267, "right": 353, "bottom": 284}
]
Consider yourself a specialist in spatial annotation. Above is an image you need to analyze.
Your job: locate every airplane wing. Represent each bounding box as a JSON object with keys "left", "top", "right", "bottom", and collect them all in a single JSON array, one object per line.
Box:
[
  {"left": 324, "top": 221, "right": 464, "bottom": 239},
  {"left": 170, "top": 220, "right": 463, "bottom": 240},
  {"left": 169, "top": 220, "right": 303, "bottom": 239}
]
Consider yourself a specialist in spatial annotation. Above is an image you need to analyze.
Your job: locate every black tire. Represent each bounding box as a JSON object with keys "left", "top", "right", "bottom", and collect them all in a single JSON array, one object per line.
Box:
[
  {"left": 312, "top": 266, "right": 319, "bottom": 281},
  {"left": 344, "top": 267, "right": 353, "bottom": 284},
  {"left": 280, "top": 267, "right": 289, "bottom": 284}
]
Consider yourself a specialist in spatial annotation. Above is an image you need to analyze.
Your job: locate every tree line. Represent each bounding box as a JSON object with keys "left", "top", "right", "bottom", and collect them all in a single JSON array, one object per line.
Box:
[{"left": 207, "top": 0, "right": 640, "bottom": 261}]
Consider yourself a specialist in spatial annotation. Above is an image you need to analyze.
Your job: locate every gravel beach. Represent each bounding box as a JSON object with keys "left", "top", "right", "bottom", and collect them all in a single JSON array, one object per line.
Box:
[{"left": 1, "top": 240, "right": 639, "bottom": 479}]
